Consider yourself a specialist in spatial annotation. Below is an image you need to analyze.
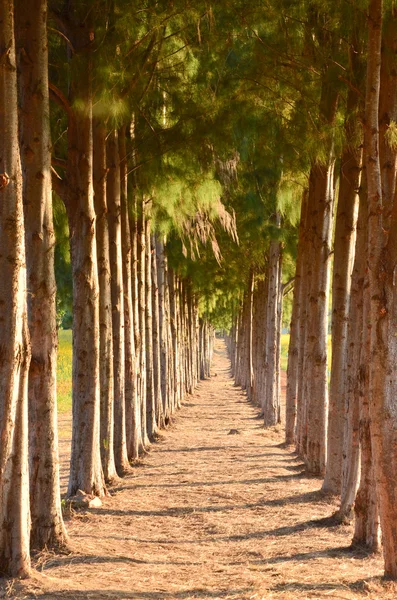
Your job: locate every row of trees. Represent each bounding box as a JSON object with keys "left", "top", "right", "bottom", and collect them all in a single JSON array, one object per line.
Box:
[
  {"left": 3, "top": 0, "right": 397, "bottom": 585},
  {"left": 0, "top": 0, "right": 221, "bottom": 578},
  {"left": 222, "top": 0, "right": 397, "bottom": 580}
]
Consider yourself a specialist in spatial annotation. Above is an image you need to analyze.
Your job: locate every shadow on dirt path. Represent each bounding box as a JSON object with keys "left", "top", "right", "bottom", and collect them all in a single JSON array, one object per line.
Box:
[{"left": 6, "top": 340, "right": 390, "bottom": 600}]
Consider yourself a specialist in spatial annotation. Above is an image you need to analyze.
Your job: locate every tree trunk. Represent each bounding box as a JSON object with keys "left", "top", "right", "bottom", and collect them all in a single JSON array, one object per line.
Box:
[
  {"left": 156, "top": 237, "right": 170, "bottom": 422},
  {"left": 323, "top": 53, "right": 363, "bottom": 494},
  {"left": 137, "top": 198, "right": 149, "bottom": 446},
  {"left": 364, "top": 0, "right": 397, "bottom": 576},
  {"left": 303, "top": 160, "right": 335, "bottom": 475},
  {"left": 353, "top": 275, "right": 380, "bottom": 551},
  {"left": 0, "top": 0, "right": 31, "bottom": 576},
  {"left": 151, "top": 234, "right": 164, "bottom": 428},
  {"left": 107, "top": 129, "right": 129, "bottom": 475},
  {"left": 66, "top": 70, "right": 105, "bottom": 498},
  {"left": 264, "top": 236, "right": 283, "bottom": 426},
  {"left": 16, "top": 0, "right": 68, "bottom": 551},
  {"left": 145, "top": 213, "right": 157, "bottom": 439},
  {"left": 119, "top": 127, "right": 142, "bottom": 460},
  {"left": 93, "top": 120, "right": 117, "bottom": 484},
  {"left": 335, "top": 179, "right": 366, "bottom": 523},
  {"left": 286, "top": 191, "right": 308, "bottom": 445}
]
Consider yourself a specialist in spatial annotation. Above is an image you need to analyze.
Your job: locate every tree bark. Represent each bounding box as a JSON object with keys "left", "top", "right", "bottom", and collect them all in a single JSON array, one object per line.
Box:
[
  {"left": 335, "top": 179, "right": 366, "bottom": 523},
  {"left": 66, "top": 64, "right": 105, "bottom": 498},
  {"left": 156, "top": 237, "right": 170, "bottom": 422},
  {"left": 93, "top": 120, "right": 117, "bottom": 484},
  {"left": 16, "top": 0, "right": 68, "bottom": 551},
  {"left": 119, "top": 127, "right": 142, "bottom": 460},
  {"left": 286, "top": 190, "right": 308, "bottom": 445},
  {"left": 107, "top": 129, "right": 129, "bottom": 475},
  {"left": 151, "top": 234, "right": 164, "bottom": 428},
  {"left": 0, "top": 0, "right": 31, "bottom": 576},
  {"left": 303, "top": 160, "right": 335, "bottom": 475},
  {"left": 264, "top": 236, "right": 283, "bottom": 426},
  {"left": 137, "top": 197, "right": 149, "bottom": 446}
]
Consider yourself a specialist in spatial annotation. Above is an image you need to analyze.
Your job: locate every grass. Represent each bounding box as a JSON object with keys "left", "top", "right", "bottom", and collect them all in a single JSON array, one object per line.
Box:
[{"left": 57, "top": 329, "right": 72, "bottom": 413}]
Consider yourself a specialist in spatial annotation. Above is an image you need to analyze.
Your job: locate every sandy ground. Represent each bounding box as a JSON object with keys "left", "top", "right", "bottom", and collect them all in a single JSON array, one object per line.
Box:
[{"left": 3, "top": 340, "right": 395, "bottom": 600}]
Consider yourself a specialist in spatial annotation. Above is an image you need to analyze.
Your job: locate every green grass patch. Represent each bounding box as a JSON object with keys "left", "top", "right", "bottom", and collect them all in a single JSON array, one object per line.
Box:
[{"left": 57, "top": 329, "right": 72, "bottom": 413}]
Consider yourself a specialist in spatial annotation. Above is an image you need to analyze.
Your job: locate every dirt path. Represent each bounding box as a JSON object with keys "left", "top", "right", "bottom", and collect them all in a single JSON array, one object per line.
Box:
[{"left": 8, "top": 340, "right": 392, "bottom": 599}]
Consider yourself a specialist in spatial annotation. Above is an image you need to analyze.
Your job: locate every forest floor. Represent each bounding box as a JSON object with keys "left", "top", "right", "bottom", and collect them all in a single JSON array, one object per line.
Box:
[{"left": 5, "top": 339, "right": 396, "bottom": 600}]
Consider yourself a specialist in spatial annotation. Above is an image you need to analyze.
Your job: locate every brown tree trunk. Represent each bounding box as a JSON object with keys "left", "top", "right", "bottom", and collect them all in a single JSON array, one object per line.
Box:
[
  {"left": 0, "top": 0, "right": 31, "bottom": 576},
  {"left": 323, "top": 50, "right": 363, "bottom": 494},
  {"left": 303, "top": 160, "right": 335, "bottom": 475},
  {"left": 264, "top": 236, "right": 283, "bottom": 426},
  {"left": 156, "top": 237, "right": 170, "bottom": 421},
  {"left": 151, "top": 234, "right": 164, "bottom": 428},
  {"left": 93, "top": 120, "right": 117, "bottom": 484},
  {"left": 286, "top": 191, "right": 308, "bottom": 445},
  {"left": 145, "top": 213, "right": 157, "bottom": 439},
  {"left": 107, "top": 129, "right": 129, "bottom": 475},
  {"left": 66, "top": 69, "right": 105, "bottom": 498},
  {"left": 335, "top": 180, "right": 367, "bottom": 523},
  {"left": 119, "top": 128, "right": 142, "bottom": 460},
  {"left": 137, "top": 197, "right": 149, "bottom": 446},
  {"left": 364, "top": 0, "right": 397, "bottom": 576},
  {"left": 353, "top": 274, "right": 380, "bottom": 551},
  {"left": 16, "top": 0, "right": 68, "bottom": 551}
]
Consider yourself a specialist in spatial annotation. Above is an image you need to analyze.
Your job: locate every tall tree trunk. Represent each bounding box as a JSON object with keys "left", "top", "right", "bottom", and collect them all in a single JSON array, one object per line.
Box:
[
  {"left": 119, "top": 128, "right": 142, "bottom": 460},
  {"left": 16, "top": 0, "right": 68, "bottom": 550},
  {"left": 286, "top": 191, "right": 308, "bottom": 445},
  {"left": 151, "top": 234, "right": 164, "bottom": 428},
  {"left": 353, "top": 266, "right": 380, "bottom": 551},
  {"left": 363, "top": 0, "right": 397, "bottom": 577},
  {"left": 107, "top": 129, "right": 129, "bottom": 475},
  {"left": 336, "top": 180, "right": 367, "bottom": 523},
  {"left": 93, "top": 120, "right": 117, "bottom": 484},
  {"left": 66, "top": 67, "right": 105, "bottom": 498},
  {"left": 264, "top": 235, "right": 283, "bottom": 426},
  {"left": 137, "top": 197, "right": 149, "bottom": 446},
  {"left": 323, "top": 51, "right": 363, "bottom": 494},
  {"left": 145, "top": 213, "right": 157, "bottom": 439},
  {"left": 303, "top": 160, "right": 335, "bottom": 475},
  {"left": 156, "top": 237, "right": 170, "bottom": 422},
  {"left": 0, "top": 0, "right": 31, "bottom": 576}
]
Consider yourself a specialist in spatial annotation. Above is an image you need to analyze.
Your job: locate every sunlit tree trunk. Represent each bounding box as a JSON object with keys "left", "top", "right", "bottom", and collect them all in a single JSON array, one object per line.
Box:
[
  {"left": 66, "top": 60, "right": 105, "bottom": 498},
  {"left": 93, "top": 121, "right": 117, "bottom": 483},
  {"left": 151, "top": 234, "right": 164, "bottom": 428},
  {"left": 286, "top": 191, "right": 308, "bottom": 445},
  {"left": 107, "top": 130, "right": 129, "bottom": 474},
  {"left": 16, "top": 0, "right": 68, "bottom": 550},
  {"left": 0, "top": 0, "right": 31, "bottom": 576},
  {"left": 119, "top": 128, "right": 142, "bottom": 459}
]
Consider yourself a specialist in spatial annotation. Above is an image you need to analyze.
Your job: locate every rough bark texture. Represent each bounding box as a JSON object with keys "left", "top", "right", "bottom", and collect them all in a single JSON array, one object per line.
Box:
[
  {"left": 364, "top": 0, "right": 397, "bottom": 577},
  {"left": 264, "top": 238, "right": 282, "bottom": 427},
  {"left": 0, "top": 0, "right": 31, "bottom": 576},
  {"left": 66, "top": 69, "right": 105, "bottom": 498},
  {"left": 93, "top": 121, "right": 117, "bottom": 484},
  {"left": 137, "top": 198, "right": 149, "bottom": 446},
  {"left": 16, "top": 0, "right": 68, "bottom": 550},
  {"left": 336, "top": 181, "right": 366, "bottom": 523},
  {"left": 145, "top": 215, "right": 157, "bottom": 439},
  {"left": 156, "top": 237, "right": 170, "bottom": 422},
  {"left": 286, "top": 191, "right": 308, "bottom": 445},
  {"left": 151, "top": 235, "right": 164, "bottom": 428},
  {"left": 107, "top": 130, "right": 129, "bottom": 475},
  {"left": 303, "top": 161, "right": 335, "bottom": 475},
  {"left": 119, "top": 128, "right": 142, "bottom": 460}
]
